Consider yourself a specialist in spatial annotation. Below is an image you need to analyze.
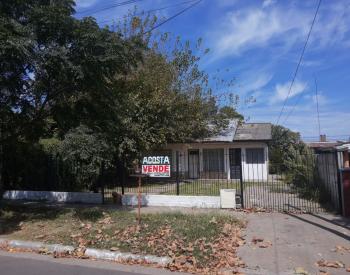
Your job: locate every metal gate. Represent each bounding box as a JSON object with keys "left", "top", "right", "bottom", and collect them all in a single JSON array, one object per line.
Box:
[{"left": 241, "top": 151, "right": 342, "bottom": 213}]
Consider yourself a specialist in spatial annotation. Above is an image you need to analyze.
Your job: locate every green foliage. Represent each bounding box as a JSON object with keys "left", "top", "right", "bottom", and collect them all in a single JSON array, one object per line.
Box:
[
  {"left": 0, "top": 2, "right": 243, "bottom": 190},
  {"left": 269, "top": 125, "right": 322, "bottom": 201},
  {"left": 269, "top": 125, "right": 310, "bottom": 172},
  {"left": 59, "top": 125, "right": 114, "bottom": 190}
]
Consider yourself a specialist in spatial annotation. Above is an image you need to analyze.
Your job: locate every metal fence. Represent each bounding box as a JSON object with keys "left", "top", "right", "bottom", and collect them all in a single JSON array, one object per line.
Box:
[
  {"left": 102, "top": 150, "right": 343, "bottom": 213},
  {"left": 2, "top": 147, "right": 342, "bottom": 213}
]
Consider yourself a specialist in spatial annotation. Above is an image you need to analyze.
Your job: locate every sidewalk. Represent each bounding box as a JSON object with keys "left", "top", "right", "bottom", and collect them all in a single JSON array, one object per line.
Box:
[{"left": 238, "top": 212, "right": 350, "bottom": 275}]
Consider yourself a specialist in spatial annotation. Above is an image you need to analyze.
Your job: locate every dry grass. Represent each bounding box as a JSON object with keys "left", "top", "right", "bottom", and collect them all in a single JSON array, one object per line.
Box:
[{"left": 0, "top": 201, "right": 245, "bottom": 273}]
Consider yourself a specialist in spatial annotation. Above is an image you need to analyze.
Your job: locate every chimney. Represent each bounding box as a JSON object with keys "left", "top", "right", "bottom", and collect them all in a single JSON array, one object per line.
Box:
[{"left": 320, "top": 134, "right": 327, "bottom": 142}]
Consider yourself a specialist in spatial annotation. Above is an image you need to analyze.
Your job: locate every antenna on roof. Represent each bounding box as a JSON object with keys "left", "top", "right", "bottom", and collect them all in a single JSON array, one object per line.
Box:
[{"left": 314, "top": 75, "right": 322, "bottom": 141}]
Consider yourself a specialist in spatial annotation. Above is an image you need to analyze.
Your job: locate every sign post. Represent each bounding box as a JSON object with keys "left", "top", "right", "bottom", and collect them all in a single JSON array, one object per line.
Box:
[
  {"left": 130, "top": 162, "right": 147, "bottom": 225},
  {"left": 130, "top": 155, "right": 171, "bottom": 225}
]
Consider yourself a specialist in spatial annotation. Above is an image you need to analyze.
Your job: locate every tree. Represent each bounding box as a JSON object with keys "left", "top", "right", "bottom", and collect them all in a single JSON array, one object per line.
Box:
[
  {"left": 269, "top": 125, "right": 320, "bottom": 200},
  {"left": 269, "top": 125, "right": 309, "bottom": 172},
  {"left": 0, "top": 0, "right": 143, "bottom": 141},
  {"left": 0, "top": 3, "right": 244, "bottom": 190}
]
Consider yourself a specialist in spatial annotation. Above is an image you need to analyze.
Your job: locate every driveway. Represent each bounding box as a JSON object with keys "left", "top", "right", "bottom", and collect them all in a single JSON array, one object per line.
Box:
[{"left": 238, "top": 212, "right": 350, "bottom": 275}]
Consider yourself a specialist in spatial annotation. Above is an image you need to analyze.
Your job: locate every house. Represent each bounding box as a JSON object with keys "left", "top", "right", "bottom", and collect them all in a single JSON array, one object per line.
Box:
[
  {"left": 159, "top": 120, "right": 272, "bottom": 181},
  {"left": 336, "top": 143, "right": 350, "bottom": 169},
  {"left": 306, "top": 135, "right": 349, "bottom": 169}
]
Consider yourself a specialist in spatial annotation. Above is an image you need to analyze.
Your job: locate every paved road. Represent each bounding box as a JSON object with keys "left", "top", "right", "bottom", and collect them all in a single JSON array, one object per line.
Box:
[{"left": 0, "top": 251, "right": 184, "bottom": 275}]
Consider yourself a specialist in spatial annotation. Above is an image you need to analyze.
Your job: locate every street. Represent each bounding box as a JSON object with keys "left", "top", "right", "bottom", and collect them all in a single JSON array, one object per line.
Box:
[{"left": 0, "top": 251, "right": 182, "bottom": 275}]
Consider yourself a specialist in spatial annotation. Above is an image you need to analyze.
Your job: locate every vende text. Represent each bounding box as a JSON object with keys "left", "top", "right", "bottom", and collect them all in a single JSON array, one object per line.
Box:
[{"left": 142, "top": 165, "right": 170, "bottom": 173}]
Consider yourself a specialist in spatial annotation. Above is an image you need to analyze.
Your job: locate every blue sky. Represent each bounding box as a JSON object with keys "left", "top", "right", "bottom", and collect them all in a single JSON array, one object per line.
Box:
[{"left": 74, "top": 0, "right": 350, "bottom": 141}]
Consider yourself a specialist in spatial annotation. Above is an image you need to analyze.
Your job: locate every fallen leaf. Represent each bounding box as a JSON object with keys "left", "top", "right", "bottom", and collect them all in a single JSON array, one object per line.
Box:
[
  {"left": 251, "top": 237, "right": 264, "bottom": 244},
  {"left": 294, "top": 267, "right": 309, "bottom": 274},
  {"left": 316, "top": 259, "right": 344, "bottom": 268}
]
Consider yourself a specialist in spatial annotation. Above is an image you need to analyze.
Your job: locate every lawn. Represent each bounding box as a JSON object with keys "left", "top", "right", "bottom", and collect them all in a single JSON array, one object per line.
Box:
[
  {"left": 0, "top": 201, "right": 245, "bottom": 273},
  {"left": 172, "top": 180, "right": 241, "bottom": 196},
  {"left": 104, "top": 179, "right": 243, "bottom": 197}
]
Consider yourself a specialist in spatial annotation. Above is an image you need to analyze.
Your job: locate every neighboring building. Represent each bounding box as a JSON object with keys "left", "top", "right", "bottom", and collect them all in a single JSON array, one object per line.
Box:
[
  {"left": 337, "top": 143, "right": 350, "bottom": 169},
  {"left": 160, "top": 120, "right": 272, "bottom": 181},
  {"left": 306, "top": 136, "right": 350, "bottom": 169}
]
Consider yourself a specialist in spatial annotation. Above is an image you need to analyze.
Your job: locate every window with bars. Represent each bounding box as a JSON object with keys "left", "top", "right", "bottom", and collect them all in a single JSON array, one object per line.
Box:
[
  {"left": 246, "top": 148, "right": 265, "bottom": 164},
  {"left": 202, "top": 148, "right": 225, "bottom": 172}
]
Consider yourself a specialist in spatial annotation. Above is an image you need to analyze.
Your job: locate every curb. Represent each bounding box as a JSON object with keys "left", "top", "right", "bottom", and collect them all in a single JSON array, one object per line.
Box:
[{"left": 0, "top": 238, "right": 171, "bottom": 266}]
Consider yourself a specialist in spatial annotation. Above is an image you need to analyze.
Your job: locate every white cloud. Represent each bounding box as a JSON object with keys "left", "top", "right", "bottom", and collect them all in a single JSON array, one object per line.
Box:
[
  {"left": 208, "top": 2, "right": 350, "bottom": 59},
  {"left": 237, "top": 72, "right": 273, "bottom": 95},
  {"left": 262, "top": 0, "right": 276, "bottom": 8},
  {"left": 242, "top": 100, "right": 350, "bottom": 138},
  {"left": 270, "top": 80, "right": 307, "bottom": 104},
  {"left": 75, "top": 0, "right": 98, "bottom": 8},
  {"left": 304, "top": 92, "right": 328, "bottom": 106}
]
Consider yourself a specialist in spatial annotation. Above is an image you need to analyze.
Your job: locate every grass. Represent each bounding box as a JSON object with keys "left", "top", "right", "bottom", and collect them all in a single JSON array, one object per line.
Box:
[
  {"left": 171, "top": 180, "right": 241, "bottom": 196},
  {"left": 0, "top": 201, "right": 243, "bottom": 270},
  {"left": 104, "top": 180, "right": 259, "bottom": 197}
]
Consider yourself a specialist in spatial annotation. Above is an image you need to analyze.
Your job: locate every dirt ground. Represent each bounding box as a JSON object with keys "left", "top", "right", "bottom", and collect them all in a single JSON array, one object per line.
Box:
[{"left": 238, "top": 212, "right": 350, "bottom": 275}]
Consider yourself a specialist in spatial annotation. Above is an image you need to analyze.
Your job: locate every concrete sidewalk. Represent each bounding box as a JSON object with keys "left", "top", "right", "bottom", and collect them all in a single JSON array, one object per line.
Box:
[{"left": 238, "top": 212, "right": 350, "bottom": 275}]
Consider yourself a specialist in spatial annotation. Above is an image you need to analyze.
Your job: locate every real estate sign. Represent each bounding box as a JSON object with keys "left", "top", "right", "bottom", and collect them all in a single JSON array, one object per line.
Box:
[{"left": 142, "top": 156, "right": 171, "bottom": 177}]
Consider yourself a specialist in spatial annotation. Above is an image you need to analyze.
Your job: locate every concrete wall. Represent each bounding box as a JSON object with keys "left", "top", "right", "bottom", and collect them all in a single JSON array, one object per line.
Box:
[
  {"left": 165, "top": 142, "right": 269, "bottom": 181},
  {"left": 122, "top": 194, "right": 221, "bottom": 208},
  {"left": 3, "top": 190, "right": 102, "bottom": 204}
]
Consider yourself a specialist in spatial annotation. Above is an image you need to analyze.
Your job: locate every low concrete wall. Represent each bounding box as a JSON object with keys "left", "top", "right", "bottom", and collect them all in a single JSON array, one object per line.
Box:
[
  {"left": 122, "top": 194, "right": 221, "bottom": 208},
  {"left": 3, "top": 190, "right": 102, "bottom": 204}
]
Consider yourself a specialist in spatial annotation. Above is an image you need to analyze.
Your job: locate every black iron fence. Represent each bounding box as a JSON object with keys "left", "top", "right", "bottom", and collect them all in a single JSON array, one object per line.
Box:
[
  {"left": 102, "top": 150, "right": 342, "bottom": 213},
  {"left": 102, "top": 151, "right": 244, "bottom": 202},
  {"left": 1, "top": 147, "right": 343, "bottom": 213}
]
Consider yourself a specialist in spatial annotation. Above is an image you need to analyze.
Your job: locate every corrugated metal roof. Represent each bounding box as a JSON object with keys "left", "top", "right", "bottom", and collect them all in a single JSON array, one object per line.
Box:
[
  {"left": 196, "top": 120, "right": 272, "bottom": 142},
  {"left": 200, "top": 119, "right": 239, "bottom": 142},
  {"left": 233, "top": 123, "right": 272, "bottom": 141}
]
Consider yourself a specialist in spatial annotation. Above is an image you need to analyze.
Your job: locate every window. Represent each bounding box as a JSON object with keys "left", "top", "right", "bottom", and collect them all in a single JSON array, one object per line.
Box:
[
  {"left": 246, "top": 148, "right": 265, "bottom": 164},
  {"left": 203, "top": 149, "right": 225, "bottom": 172}
]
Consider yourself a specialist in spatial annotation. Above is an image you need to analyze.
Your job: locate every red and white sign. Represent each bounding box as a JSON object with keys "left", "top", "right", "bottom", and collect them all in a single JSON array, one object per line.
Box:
[{"left": 142, "top": 156, "right": 171, "bottom": 177}]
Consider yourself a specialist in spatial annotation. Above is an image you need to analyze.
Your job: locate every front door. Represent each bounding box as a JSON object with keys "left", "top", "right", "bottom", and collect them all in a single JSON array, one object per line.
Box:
[
  {"left": 229, "top": 148, "right": 241, "bottom": 179},
  {"left": 188, "top": 150, "right": 199, "bottom": 179}
]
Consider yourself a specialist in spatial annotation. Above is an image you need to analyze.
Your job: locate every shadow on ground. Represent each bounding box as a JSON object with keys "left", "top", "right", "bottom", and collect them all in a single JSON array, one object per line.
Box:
[{"left": 0, "top": 200, "right": 134, "bottom": 236}]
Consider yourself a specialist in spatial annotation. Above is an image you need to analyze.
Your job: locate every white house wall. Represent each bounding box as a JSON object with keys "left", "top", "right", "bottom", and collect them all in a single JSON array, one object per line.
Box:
[{"left": 165, "top": 142, "right": 269, "bottom": 181}]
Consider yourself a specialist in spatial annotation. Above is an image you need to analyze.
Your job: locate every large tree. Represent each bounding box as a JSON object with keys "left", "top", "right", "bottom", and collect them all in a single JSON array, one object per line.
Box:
[
  {"left": 0, "top": 2, "right": 243, "bottom": 190},
  {"left": 0, "top": 0, "right": 143, "bottom": 141}
]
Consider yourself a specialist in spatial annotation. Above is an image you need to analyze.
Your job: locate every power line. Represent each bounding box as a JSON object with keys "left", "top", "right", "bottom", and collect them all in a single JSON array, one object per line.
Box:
[
  {"left": 76, "top": 0, "right": 143, "bottom": 16},
  {"left": 97, "top": 0, "right": 198, "bottom": 25},
  {"left": 142, "top": 0, "right": 202, "bottom": 35},
  {"left": 275, "top": 0, "right": 322, "bottom": 125}
]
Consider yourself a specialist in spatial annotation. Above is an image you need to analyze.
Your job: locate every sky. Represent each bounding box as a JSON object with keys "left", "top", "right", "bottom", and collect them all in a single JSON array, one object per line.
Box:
[{"left": 74, "top": 0, "right": 350, "bottom": 141}]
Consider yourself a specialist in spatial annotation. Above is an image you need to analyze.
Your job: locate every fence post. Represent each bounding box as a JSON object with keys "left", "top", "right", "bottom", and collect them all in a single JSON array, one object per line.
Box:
[
  {"left": 336, "top": 151, "right": 343, "bottom": 215},
  {"left": 101, "top": 162, "right": 105, "bottom": 204},
  {"left": 122, "top": 161, "right": 126, "bottom": 195},
  {"left": 176, "top": 151, "right": 180, "bottom": 195},
  {"left": 239, "top": 156, "right": 244, "bottom": 209}
]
